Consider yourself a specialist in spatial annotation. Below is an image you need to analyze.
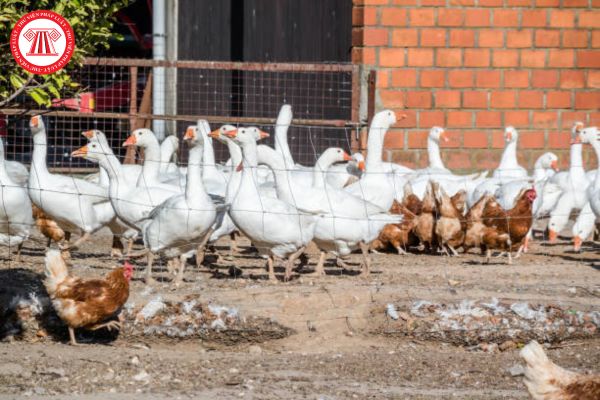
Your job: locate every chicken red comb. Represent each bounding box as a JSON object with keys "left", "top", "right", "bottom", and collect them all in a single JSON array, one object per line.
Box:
[{"left": 124, "top": 261, "right": 134, "bottom": 270}]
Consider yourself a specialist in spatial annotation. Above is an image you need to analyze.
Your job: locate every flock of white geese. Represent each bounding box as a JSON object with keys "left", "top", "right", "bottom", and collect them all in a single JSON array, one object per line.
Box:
[{"left": 0, "top": 107, "right": 598, "bottom": 284}]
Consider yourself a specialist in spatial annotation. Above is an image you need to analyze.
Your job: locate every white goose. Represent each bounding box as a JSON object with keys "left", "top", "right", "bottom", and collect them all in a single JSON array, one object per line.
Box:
[
  {"left": 159, "top": 135, "right": 181, "bottom": 176},
  {"left": 547, "top": 122, "right": 590, "bottom": 242},
  {"left": 0, "top": 136, "right": 33, "bottom": 260},
  {"left": 324, "top": 152, "right": 365, "bottom": 188},
  {"left": 345, "top": 109, "right": 401, "bottom": 210},
  {"left": 414, "top": 127, "right": 450, "bottom": 176},
  {"left": 28, "top": 116, "right": 111, "bottom": 251},
  {"left": 140, "top": 122, "right": 217, "bottom": 286},
  {"left": 227, "top": 127, "right": 317, "bottom": 282},
  {"left": 493, "top": 126, "right": 528, "bottom": 179},
  {"left": 71, "top": 139, "right": 179, "bottom": 284}
]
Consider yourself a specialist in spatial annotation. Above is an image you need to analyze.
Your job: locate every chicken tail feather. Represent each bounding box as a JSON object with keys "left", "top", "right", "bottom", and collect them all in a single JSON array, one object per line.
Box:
[{"left": 44, "top": 249, "right": 69, "bottom": 293}]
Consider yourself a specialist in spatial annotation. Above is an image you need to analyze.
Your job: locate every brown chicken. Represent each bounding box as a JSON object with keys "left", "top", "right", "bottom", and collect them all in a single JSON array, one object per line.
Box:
[
  {"left": 413, "top": 181, "right": 437, "bottom": 252},
  {"left": 450, "top": 190, "right": 467, "bottom": 215},
  {"left": 433, "top": 183, "right": 465, "bottom": 256},
  {"left": 44, "top": 249, "right": 133, "bottom": 345},
  {"left": 482, "top": 188, "right": 536, "bottom": 263},
  {"left": 372, "top": 201, "right": 418, "bottom": 254},
  {"left": 520, "top": 340, "right": 600, "bottom": 400},
  {"left": 463, "top": 195, "right": 512, "bottom": 262},
  {"left": 32, "top": 204, "right": 66, "bottom": 247}
]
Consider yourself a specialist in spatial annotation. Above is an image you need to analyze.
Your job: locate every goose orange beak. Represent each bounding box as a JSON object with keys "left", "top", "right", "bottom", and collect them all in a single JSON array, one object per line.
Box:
[
  {"left": 71, "top": 146, "right": 88, "bottom": 158},
  {"left": 259, "top": 130, "right": 270, "bottom": 139},
  {"left": 394, "top": 112, "right": 407, "bottom": 122},
  {"left": 184, "top": 127, "right": 195, "bottom": 141},
  {"left": 550, "top": 159, "right": 559, "bottom": 171},
  {"left": 209, "top": 129, "right": 221, "bottom": 139},
  {"left": 358, "top": 160, "right": 366, "bottom": 171},
  {"left": 342, "top": 152, "right": 352, "bottom": 161},
  {"left": 224, "top": 129, "right": 237, "bottom": 138},
  {"left": 548, "top": 229, "right": 558, "bottom": 242},
  {"left": 506, "top": 131, "right": 513, "bottom": 142},
  {"left": 573, "top": 236, "right": 582, "bottom": 252},
  {"left": 123, "top": 135, "right": 137, "bottom": 147},
  {"left": 440, "top": 130, "right": 449, "bottom": 143},
  {"left": 31, "top": 116, "right": 39, "bottom": 127},
  {"left": 82, "top": 130, "right": 94, "bottom": 139}
]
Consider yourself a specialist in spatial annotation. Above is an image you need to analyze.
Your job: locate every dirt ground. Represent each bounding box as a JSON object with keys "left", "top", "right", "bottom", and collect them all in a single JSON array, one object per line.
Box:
[{"left": 0, "top": 226, "right": 599, "bottom": 399}]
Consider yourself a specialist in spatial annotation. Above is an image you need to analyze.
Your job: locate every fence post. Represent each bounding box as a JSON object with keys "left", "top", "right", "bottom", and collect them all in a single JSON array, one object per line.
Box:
[
  {"left": 361, "top": 70, "right": 377, "bottom": 154},
  {"left": 124, "top": 66, "right": 138, "bottom": 165}
]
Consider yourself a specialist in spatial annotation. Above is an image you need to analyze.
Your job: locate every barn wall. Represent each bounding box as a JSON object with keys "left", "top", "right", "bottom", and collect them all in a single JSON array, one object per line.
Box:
[{"left": 352, "top": 0, "right": 600, "bottom": 172}]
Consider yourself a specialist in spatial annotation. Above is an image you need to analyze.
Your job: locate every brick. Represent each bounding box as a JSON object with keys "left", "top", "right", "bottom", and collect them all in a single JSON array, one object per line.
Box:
[
  {"left": 521, "top": 10, "right": 547, "bottom": 27},
  {"left": 504, "top": 70, "right": 529, "bottom": 88},
  {"left": 421, "top": 29, "right": 446, "bottom": 47},
  {"left": 436, "top": 49, "right": 462, "bottom": 67},
  {"left": 507, "top": 0, "right": 532, "bottom": 5},
  {"left": 519, "top": 132, "right": 545, "bottom": 149},
  {"left": 448, "top": 70, "right": 473, "bottom": 87},
  {"left": 421, "top": 0, "right": 445, "bottom": 5},
  {"left": 547, "top": 91, "right": 572, "bottom": 108},
  {"left": 420, "top": 70, "right": 445, "bottom": 87},
  {"left": 463, "top": 91, "right": 488, "bottom": 108},
  {"left": 362, "top": 7, "right": 380, "bottom": 26},
  {"left": 419, "top": 111, "right": 445, "bottom": 127},
  {"left": 536, "top": 0, "right": 559, "bottom": 5},
  {"left": 381, "top": 7, "right": 407, "bottom": 26},
  {"left": 379, "top": 89, "right": 405, "bottom": 108},
  {"left": 535, "top": 30, "right": 560, "bottom": 47},
  {"left": 449, "top": 0, "right": 475, "bottom": 5},
  {"left": 562, "top": 30, "right": 588, "bottom": 48},
  {"left": 578, "top": 51, "right": 600, "bottom": 68},
  {"left": 479, "top": 30, "right": 504, "bottom": 47},
  {"left": 593, "top": 31, "right": 600, "bottom": 48},
  {"left": 391, "top": 69, "right": 417, "bottom": 87},
  {"left": 352, "top": 28, "right": 364, "bottom": 46},
  {"left": 352, "top": 7, "right": 364, "bottom": 26},
  {"left": 396, "top": 110, "right": 417, "bottom": 128},
  {"left": 463, "top": 131, "right": 488, "bottom": 148},
  {"left": 493, "top": 9, "right": 519, "bottom": 27},
  {"left": 504, "top": 110, "right": 530, "bottom": 127},
  {"left": 476, "top": 111, "right": 502, "bottom": 128},
  {"left": 507, "top": 30, "right": 532, "bottom": 48},
  {"left": 407, "top": 130, "right": 429, "bottom": 148},
  {"left": 409, "top": 9, "right": 435, "bottom": 26},
  {"left": 383, "top": 129, "right": 405, "bottom": 149},
  {"left": 435, "top": 90, "right": 461, "bottom": 108},
  {"left": 405, "top": 91, "right": 432, "bottom": 108},
  {"left": 579, "top": 11, "right": 600, "bottom": 28},
  {"left": 548, "top": 132, "right": 570, "bottom": 149},
  {"left": 445, "top": 151, "right": 473, "bottom": 169},
  {"left": 444, "top": 131, "right": 462, "bottom": 148},
  {"left": 518, "top": 91, "right": 544, "bottom": 108},
  {"left": 407, "top": 48, "right": 434, "bottom": 66},
  {"left": 465, "top": 9, "right": 490, "bottom": 26},
  {"left": 563, "top": 0, "right": 588, "bottom": 6},
  {"left": 549, "top": 49, "right": 575, "bottom": 68},
  {"left": 475, "top": 70, "right": 501, "bottom": 88},
  {"left": 590, "top": 112, "right": 600, "bottom": 126},
  {"left": 363, "top": 28, "right": 388, "bottom": 46},
  {"left": 532, "top": 111, "right": 558, "bottom": 128},
  {"left": 588, "top": 71, "right": 600, "bottom": 88},
  {"left": 449, "top": 30, "right": 475, "bottom": 47},
  {"left": 376, "top": 70, "right": 390, "bottom": 88},
  {"left": 464, "top": 49, "right": 490, "bottom": 67},
  {"left": 357, "top": 0, "right": 389, "bottom": 4},
  {"left": 575, "top": 92, "right": 600, "bottom": 109},
  {"left": 532, "top": 70, "right": 559, "bottom": 88},
  {"left": 380, "top": 48, "right": 405, "bottom": 67},
  {"left": 447, "top": 111, "right": 472, "bottom": 127},
  {"left": 391, "top": 0, "right": 418, "bottom": 5},
  {"left": 391, "top": 29, "right": 419, "bottom": 47},
  {"left": 479, "top": 0, "right": 503, "bottom": 6},
  {"left": 355, "top": 47, "right": 376, "bottom": 65},
  {"left": 490, "top": 91, "right": 517, "bottom": 108},
  {"left": 549, "top": 10, "right": 575, "bottom": 28},
  {"left": 561, "top": 111, "right": 587, "bottom": 128},
  {"left": 492, "top": 50, "right": 519, "bottom": 67},
  {"left": 491, "top": 131, "right": 505, "bottom": 148},
  {"left": 438, "top": 9, "right": 464, "bottom": 26},
  {"left": 520, "top": 50, "right": 546, "bottom": 68}
]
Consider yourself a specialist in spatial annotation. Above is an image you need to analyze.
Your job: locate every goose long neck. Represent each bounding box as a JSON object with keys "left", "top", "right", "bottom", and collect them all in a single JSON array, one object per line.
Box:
[
  {"left": 569, "top": 142, "right": 584, "bottom": 175},
  {"left": 275, "top": 125, "right": 294, "bottom": 169},
  {"left": 591, "top": 141, "right": 600, "bottom": 190},
  {"left": 224, "top": 139, "right": 243, "bottom": 202},
  {"left": 139, "top": 139, "right": 162, "bottom": 185},
  {"left": 31, "top": 131, "right": 50, "bottom": 177},
  {"left": 257, "top": 147, "right": 290, "bottom": 195},
  {"left": 185, "top": 145, "right": 205, "bottom": 200},
  {"left": 159, "top": 140, "right": 174, "bottom": 173},
  {"left": 97, "top": 152, "right": 126, "bottom": 187},
  {"left": 201, "top": 135, "right": 219, "bottom": 179},
  {"left": 313, "top": 153, "right": 335, "bottom": 188},
  {"left": 427, "top": 137, "right": 444, "bottom": 169},
  {"left": 365, "top": 124, "right": 386, "bottom": 169},
  {"left": 499, "top": 140, "right": 518, "bottom": 169},
  {"left": 532, "top": 162, "right": 547, "bottom": 182}
]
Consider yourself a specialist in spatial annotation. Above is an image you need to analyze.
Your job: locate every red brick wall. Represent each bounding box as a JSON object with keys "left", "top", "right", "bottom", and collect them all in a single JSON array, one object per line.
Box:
[{"left": 352, "top": 0, "right": 600, "bottom": 172}]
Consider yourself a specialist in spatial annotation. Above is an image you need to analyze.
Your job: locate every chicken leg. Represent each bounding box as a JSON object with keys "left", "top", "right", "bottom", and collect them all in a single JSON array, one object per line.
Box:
[
  {"left": 90, "top": 319, "right": 121, "bottom": 332},
  {"left": 68, "top": 327, "right": 79, "bottom": 346}
]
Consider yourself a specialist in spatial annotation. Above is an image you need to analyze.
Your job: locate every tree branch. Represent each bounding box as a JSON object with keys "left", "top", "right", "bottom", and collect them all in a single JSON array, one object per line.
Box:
[{"left": 0, "top": 75, "right": 35, "bottom": 108}]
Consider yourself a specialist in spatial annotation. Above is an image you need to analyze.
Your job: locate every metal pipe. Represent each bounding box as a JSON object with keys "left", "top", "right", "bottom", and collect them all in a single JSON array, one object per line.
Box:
[{"left": 152, "top": 0, "right": 166, "bottom": 140}]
